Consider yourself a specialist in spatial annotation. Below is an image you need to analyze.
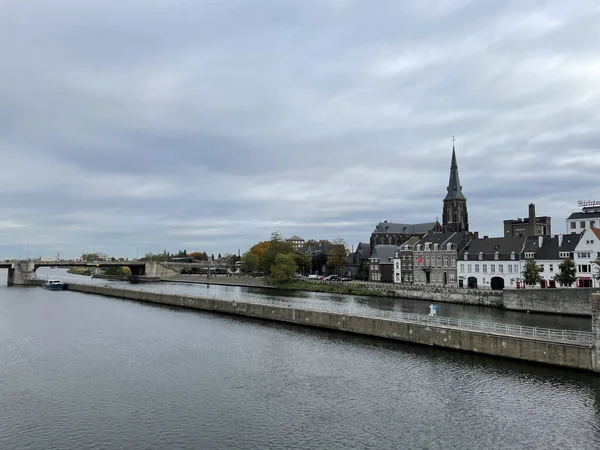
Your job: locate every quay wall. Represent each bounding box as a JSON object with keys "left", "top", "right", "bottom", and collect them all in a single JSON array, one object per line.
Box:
[
  {"left": 65, "top": 283, "right": 597, "bottom": 373},
  {"left": 503, "top": 288, "right": 597, "bottom": 316}
]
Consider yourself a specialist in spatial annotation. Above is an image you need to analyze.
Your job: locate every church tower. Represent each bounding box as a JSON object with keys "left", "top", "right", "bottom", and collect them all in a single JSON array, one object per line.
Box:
[{"left": 442, "top": 144, "right": 469, "bottom": 232}]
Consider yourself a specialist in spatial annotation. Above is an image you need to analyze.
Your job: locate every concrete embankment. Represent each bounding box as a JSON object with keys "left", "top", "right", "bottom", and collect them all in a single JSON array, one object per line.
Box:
[{"left": 65, "top": 283, "right": 599, "bottom": 373}]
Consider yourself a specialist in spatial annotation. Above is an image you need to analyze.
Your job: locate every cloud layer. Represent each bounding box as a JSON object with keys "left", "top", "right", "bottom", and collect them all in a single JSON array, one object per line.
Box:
[{"left": 1, "top": 0, "right": 599, "bottom": 258}]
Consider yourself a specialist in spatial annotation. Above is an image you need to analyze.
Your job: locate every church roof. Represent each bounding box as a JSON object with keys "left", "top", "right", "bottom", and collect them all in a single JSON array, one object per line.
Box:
[
  {"left": 444, "top": 146, "right": 466, "bottom": 201},
  {"left": 372, "top": 221, "right": 439, "bottom": 235}
]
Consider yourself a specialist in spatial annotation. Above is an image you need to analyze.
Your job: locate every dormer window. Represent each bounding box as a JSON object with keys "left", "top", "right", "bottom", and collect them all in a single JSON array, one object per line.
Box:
[
  {"left": 494, "top": 252, "right": 499, "bottom": 261},
  {"left": 425, "top": 243, "right": 430, "bottom": 251},
  {"left": 447, "top": 243, "right": 452, "bottom": 250},
  {"left": 478, "top": 252, "right": 483, "bottom": 261},
  {"left": 510, "top": 252, "right": 515, "bottom": 260},
  {"left": 433, "top": 243, "right": 439, "bottom": 251},
  {"left": 525, "top": 252, "right": 535, "bottom": 259},
  {"left": 463, "top": 252, "right": 468, "bottom": 260},
  {"left": 417, "top": 244, "right": 422, "bottom": 251}
]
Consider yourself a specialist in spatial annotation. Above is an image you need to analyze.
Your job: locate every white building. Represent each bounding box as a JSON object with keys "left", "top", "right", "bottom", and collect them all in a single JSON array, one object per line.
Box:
[
  {"left": 285, "top": 235, "right": 305, "bottom": 250},
  {"left": 524, "top": 233, "right": 581, "bottom": 288},
  {"left": 566, "top": 203, "right": 600, "bottom": 234},
  {"left": 458, "top": 236, "right": 527, "bottom": 290},
  {"left": 573, "top": 228, "right": 600, "bottom": 288}
]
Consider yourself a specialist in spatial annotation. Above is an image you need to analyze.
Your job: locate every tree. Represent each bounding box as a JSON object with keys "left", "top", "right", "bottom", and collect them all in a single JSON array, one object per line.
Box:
[
  {"left": 554, "top": 258, "right": 577, "bottom": 287},
  {"left": 241, "top": 251, "right": 259, "bottom": 273},
  {"left": 311, "top": 252, "right": 327, "bottom": 274},
  {"left": 293, "top": 252, "right": 311, "bottom": 275},
  {"left": 358, "top": 260, "right": 369, "bottom": 281},
  {"left": 188, "top": 252, "right": 205, "bottom": 261},
  {"left": 218, "top": 253, "right": 222, "bottom": 259},
  {"left": 522, "top": 259, "right": 543, "bottom": 286},
  {"left": 304, "top": 239, "right": 319, "bottom": 248},
  {"left": 260, "top": 232, "right": 295, "bottom": 274},
  {"left": 270, "top": 254, "right": 298, "bottom": 282},
  {"left": 327, "top": 239, "right": 348, "bottom": 276},
  {"left": 211, "top": 254, "right": 215, "bottom": 261}
]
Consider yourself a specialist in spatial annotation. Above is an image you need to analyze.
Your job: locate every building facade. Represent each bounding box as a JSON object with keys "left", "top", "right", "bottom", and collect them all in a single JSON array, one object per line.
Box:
[
  {"left": 566, "top": 204, "right": 600, "bottom": 234},
  {"left": 393, "top": 236, "right": 420, "bottom": 284},
  {"left": 368, "top": 245, "right": 398, "bottom": 282},
  {"left": 525, "top": 234, "right": 581, "bottom": 288},
  {"left": 286, "top": 235, "right": 305, "bottom": 250},
  {"left": 412, "top": 231, "right": 472, "bottom": 287},
  {"left": 458, "top": 236, "right": 527, "bottom": 290},
  {"left": 574, "top": 228, "right": 600, "bottom": 287},
  {"left": 503, "top": 203, "right": 551, "bottom": 237}
]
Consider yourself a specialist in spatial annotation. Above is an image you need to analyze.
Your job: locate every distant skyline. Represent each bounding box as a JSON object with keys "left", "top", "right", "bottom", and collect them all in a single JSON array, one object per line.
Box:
[{"left": 1, "top": 0, "right": 600, "bottom": 259}]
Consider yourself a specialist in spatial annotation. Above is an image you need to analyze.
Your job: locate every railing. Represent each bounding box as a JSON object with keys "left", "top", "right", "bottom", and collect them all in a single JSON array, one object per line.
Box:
[{"left": 109, "top": 285, "right": 594, "bottom": 347}]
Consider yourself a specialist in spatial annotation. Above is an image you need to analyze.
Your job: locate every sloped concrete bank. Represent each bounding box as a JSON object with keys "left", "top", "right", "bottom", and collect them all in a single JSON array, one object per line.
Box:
[{"left": 66, "top": 283, "right": 600, "bottom": 373}]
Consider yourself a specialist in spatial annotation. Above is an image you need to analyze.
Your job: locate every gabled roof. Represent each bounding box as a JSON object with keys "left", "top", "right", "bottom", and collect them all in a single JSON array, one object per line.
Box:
[
  {"left": 592, "top": 228, "right": 600, "bottom": 240},
  {"left": 529, "top": 233, "right": 582, "bottom": 260},
  {"left": 369, "top": 245, "right": 398, "bottom": 263},
  {"left": 356, "top": 242, "right": 371, "bottom": 259},
  {"left": 372, "top": 221, "right": 439, "bottom": 235},
  {"left": 416, "top": 231, "right": 456, "bottom": 247},
  {"left": 399, "top": 236, "right": 421, "bottom": 250}
]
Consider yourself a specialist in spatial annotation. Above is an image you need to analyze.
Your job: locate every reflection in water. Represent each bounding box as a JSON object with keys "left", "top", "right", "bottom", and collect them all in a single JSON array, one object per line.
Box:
[{"left": 0, "top": 281, "right": 599, "bottom": 450}]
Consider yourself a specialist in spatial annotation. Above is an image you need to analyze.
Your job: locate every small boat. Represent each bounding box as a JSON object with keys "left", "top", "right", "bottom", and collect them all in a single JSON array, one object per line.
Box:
[{"left": 43, "top": 279, "right": 65, "bottom": 291}]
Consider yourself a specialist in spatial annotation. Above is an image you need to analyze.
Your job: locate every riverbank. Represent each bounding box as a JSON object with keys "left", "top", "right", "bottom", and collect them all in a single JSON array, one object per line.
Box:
[
  {"left": 64, "top": 282, "right": 600, "bottom": 373},
  {"left": 169, "top": 275, "right": 598, "bottom": 317}
]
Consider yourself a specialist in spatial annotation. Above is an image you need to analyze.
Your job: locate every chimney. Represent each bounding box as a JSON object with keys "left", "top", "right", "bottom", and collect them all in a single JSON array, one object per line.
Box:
[
  {"left": 483, "top": 235, "right": 488, "bottom": 239},
  {"left": 529, "top": 203, "right": 536, "bottom": 228},
  {"left": 473, "top": 231, "right": 479, "bottom": 239},
  {"left": 538, "top": 236, "right": 543, "bottom": 248},
  {"left": 558, "top": 234, "right": 563, "bottom": 247}
]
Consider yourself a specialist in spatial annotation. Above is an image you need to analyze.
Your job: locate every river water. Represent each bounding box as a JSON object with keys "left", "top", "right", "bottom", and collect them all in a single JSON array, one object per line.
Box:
[{"left": 1, "top": 270, "right": 599, "bottom": 449}]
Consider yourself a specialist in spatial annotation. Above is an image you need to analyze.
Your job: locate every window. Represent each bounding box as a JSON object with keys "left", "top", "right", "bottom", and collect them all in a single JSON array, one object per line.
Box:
[
  {"left": 478, "top": 252, "right": 483, "bottom": 260},
  {"left": 482, "top": 264, "right": 487, "bottom": 273},
  {"left": 449, "top": 274, "right": 456, "bottom": 282},
  {"left": 434, "top": 244, "right": 439, "bottom": 251},
  {"left": 580, "top": 221, "right": 586, "bottom": 228},
  {"left": 490, "top": 264, "right": 495, "bottom": 273},
  {"left": 514, "top": 264, "right": 518, "bottom": 273},
  {"left": 467, "top": 264, "right": 472, "bottom": 273},
  {"left": 510, "top": 252, "right": 515, "bottom": 260},
  {"left": 395, "top": 262, "right": 399, "bottom": 269},
  {"left": 559, "top": 252, "right": 569, "bottom": 258},
  {"left": 464, "top": 252, "right": 468, "bottom": 260},
  {"left": 525, "top": 252, "right": 535, "bottom": 258},
  {"left": 460, "top": 264, "right": 465, "bottom": 273},
  {"left": 437, "top": 256, "right": 442, "bottom": 267},
  {"left": 549, "top": 264, "right": 554, "bottom": 272},
  {"left": 475, "top": 264, "right": 480, "bottom": 273},
  {"left": 494, "top": 252, "right": 499, "bottom": 261},
  {"left": 591, "top": 221, "right": 596, "bottom": 228},
  {"left": 578, "top": 265, "right": 591, "bottom": 273},
  {"left": 499, "top": 264, "right": 504, "bottom": 273},
  {"left": 451, "top": 258, "right": 456, "bottom": 267},
  {"left": 570, "top": 222, "right": 576, "bottom": 229},
  {"left": 425, "top": 256, "right": 430, "bottom": 266},
  {"left": 508, "top": 265, "right": 513, "bottom": 273},
  {"left": 444, "top": 257, "right": 449, "bottom": 267}
]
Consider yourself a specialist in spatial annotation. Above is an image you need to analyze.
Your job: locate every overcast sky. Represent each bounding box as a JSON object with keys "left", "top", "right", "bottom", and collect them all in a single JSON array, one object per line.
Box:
[{"left": 1, "top": 0, "right": 599, "bottom": 259}]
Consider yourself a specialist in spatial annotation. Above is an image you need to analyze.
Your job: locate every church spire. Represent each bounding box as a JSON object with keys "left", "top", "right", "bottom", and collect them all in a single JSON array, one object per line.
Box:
[{"left": 444, "top": 139, "right": 466, "bottom": 201}]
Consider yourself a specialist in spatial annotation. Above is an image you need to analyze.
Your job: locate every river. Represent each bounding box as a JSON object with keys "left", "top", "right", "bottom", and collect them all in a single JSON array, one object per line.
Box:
[{"left": 1, "top": 269, "right": 600, "bottom": 449}]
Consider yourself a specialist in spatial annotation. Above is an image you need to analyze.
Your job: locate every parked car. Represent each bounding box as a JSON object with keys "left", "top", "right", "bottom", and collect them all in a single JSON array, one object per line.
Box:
[
  {"left": 307, "top": 274, "right": 318, "bottom": 280},
  {"left": 324, "top": 275, "right": 340, "bottom": 281}
]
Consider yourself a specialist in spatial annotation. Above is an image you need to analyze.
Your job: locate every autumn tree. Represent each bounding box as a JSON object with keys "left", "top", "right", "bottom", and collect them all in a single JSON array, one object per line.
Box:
[
  {"left": 327, "top": 239, "right": 348, "bottom": 276},
  {"left": 522, "top": 259, "right": 543, "bottom": 286},
  {"left": 554, "top": 258, "right": 577, "bottom": 287},
  {"left": 270, "top": 254, "right": 298, "bottom": 282},
  {"left": 188, "top": 252, "right": 205, "bottom": 261}
]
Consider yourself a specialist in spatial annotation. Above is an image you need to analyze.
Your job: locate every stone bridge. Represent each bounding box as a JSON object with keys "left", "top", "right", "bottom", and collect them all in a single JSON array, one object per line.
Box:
[{"left": 0, "top": 260, "right": 230, "bottom": 285}]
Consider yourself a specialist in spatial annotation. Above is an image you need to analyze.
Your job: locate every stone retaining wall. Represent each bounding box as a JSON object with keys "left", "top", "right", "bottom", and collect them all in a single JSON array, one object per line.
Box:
[{"left": 65, "top": 283, "right": 597, "bottom": 373}]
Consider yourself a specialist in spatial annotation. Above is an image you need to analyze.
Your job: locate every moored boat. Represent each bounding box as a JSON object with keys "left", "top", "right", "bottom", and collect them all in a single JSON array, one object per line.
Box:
[{"left": 43, "top": 279, "right": 65, "bottom": 291}]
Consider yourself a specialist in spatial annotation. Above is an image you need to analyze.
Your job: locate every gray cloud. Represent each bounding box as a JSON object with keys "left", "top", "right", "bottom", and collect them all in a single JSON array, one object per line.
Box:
[{"left": 1, "top": 0, "right": 600, "bottom": 259}]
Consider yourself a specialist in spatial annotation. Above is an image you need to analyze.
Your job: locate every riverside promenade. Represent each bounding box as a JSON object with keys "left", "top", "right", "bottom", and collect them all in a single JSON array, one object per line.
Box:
[{"left": 65, "top": 282, "right": 600, "bottom": 373}]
